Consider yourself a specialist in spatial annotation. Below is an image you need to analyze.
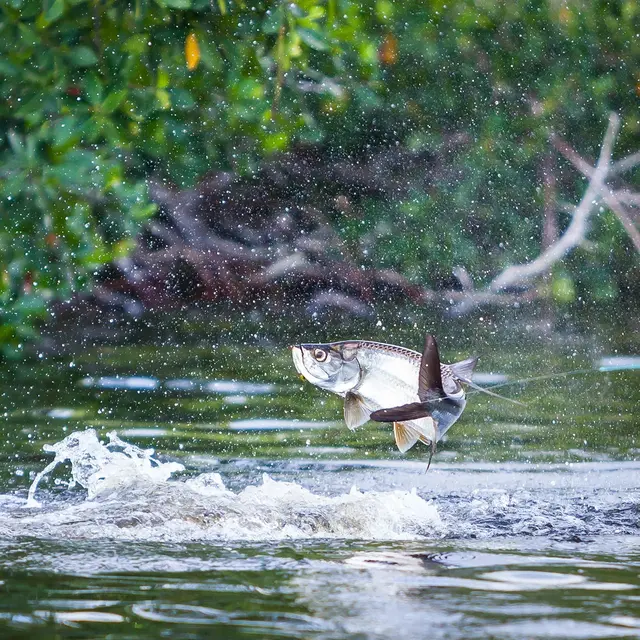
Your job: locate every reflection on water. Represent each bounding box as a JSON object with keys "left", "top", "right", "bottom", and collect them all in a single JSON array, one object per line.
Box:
[
  {"left": 0, "top": 314, "right": 638, "bottom": 639},
  {"left": 80, "top": 375, "right": 277, "bottom": 395},
  {"left": 598, "top": 356, "right": 640, "bottom": 371}
]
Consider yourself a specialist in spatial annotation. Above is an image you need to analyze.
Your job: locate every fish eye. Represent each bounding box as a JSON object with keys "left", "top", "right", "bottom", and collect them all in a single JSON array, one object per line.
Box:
[{"left": 313, "top": 349, "right": 328, "bottom": 362}]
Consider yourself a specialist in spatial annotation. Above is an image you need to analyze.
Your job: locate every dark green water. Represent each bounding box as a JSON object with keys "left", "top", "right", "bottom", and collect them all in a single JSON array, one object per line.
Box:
[{"left": 0, "top": 309, "right": 638, "bottom": 638}]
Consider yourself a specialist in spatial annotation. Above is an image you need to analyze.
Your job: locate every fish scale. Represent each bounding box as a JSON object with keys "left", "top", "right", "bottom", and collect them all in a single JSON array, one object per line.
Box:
[
  {"left": 354, "top": 341, "right": 460, "bottom": 396},
  {"left": 352, "top": 346, "right": 437, "bottom": 447}
]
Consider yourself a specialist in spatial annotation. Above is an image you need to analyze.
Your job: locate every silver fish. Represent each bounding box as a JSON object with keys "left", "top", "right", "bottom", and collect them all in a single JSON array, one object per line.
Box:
[{"left": 291, "top": 334, "right": 478, "bottom": 458}]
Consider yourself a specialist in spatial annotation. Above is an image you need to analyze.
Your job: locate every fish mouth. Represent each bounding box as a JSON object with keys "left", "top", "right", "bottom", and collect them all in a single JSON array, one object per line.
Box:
[{"left": 291, "top": 345, "right": 306, "bottom": 377}]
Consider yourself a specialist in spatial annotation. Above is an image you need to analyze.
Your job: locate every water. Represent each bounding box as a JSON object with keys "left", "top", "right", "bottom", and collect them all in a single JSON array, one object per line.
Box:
[{"left": 0, "top": 311, "right": 638, "bottom": 638}]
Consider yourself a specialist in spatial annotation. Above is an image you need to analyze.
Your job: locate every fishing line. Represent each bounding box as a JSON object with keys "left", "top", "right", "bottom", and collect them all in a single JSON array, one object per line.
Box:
[{"left": 464, "top": 367, "right": 599, "bottom": 401}]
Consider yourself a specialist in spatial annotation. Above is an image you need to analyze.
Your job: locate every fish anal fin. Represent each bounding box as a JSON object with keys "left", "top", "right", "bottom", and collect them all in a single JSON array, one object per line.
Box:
[
  {"left": 450, "top": 356, "right": 479, "bottom": 381},
  {"left": 344, "top": 392, "right": 371, "bottom": 430},
  {"left": 413, "top": 416, "right": 437, "bottom": 446},
  {"left": 394, "top": 422, "right": 419, "bottom": 453},
  {"left": 419, "top": 334, "right": 445, "bottom": 402}
]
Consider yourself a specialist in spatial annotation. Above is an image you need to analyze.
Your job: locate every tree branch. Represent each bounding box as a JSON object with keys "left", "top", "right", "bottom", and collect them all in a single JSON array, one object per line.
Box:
[
  {"left": 611, "top": 150, "right": 640, "bottom": 176},
  {"left": 552, "top": 128, "right": 640, "bottom": 254},
  {"left": 602, "top": 191, "right": 640, "bottom": 252},
  {"left": 488, "top": 113, "right": 620, "bottom": 293},
  {"left": 614, "top": 190, "right": 640, "bottom": 207}
]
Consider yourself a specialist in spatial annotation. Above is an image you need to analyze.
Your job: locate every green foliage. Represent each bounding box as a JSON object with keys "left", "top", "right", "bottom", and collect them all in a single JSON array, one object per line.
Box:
[{"left": 0, "top": 0, "right": 638, "bottom": 354}]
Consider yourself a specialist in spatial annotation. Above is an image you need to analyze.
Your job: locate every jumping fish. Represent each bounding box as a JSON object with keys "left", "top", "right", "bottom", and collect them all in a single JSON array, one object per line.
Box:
[{"left": 291, "top": 335, "right": 479, "bottom": 463}]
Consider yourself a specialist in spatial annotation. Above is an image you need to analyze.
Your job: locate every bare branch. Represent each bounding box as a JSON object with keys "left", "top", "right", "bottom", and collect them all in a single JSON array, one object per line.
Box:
[
  {"left": 541, "top": 151, "right": 558, "bottom": 250},
  {"left": 552, "top": 130, "right": 640, "bottom": 254},
  {"left": 613, "top": 190, "right": 640, "bottom": 207},
  {"left": 550, "top": 134, "right": 593, "bottom": 177},
  {"left": 602, "top": 191, "right": 640, "bottom": 253},
  {"left": 489, "top": 113, "right": 620, "bottom": 293},
  {"left": 452, "top": 266, "right": 474, "bottom": 292},
  {"left": 611, "top": 150, "right": 640, "bottom": 176},
  {"left": 552, "top": 139, "right": 640, "bottom": 182},
  {"left": 447, "top": 289, "right": 538, "bottom": 317}
]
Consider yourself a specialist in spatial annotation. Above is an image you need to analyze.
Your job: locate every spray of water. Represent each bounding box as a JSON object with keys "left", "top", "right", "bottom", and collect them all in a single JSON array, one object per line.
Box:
[
  {"left": 26, "top": 429, "right": 184, "bottom": 507},
  {"left": 18, "top": 430, "right": 442, "bottom": 541}
]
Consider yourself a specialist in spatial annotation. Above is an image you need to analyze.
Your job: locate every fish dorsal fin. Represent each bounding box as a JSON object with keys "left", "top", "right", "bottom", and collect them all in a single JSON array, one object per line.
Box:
[
  {"left": 418, "top": 334, "right": 445, "bottom": 402},
  {"left": 344, "top": 392, "right": 371, "bottom": 430},
  {"left": 450, "top": 356, "right": 478, "bottom": 381},
  {"left": 393, "top": 422, "right": 420, "bottom": 453}
]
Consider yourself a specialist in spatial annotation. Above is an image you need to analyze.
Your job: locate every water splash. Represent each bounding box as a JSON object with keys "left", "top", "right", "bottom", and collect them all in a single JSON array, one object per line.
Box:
[
  {"left": 26, "top": 430, "right": 184, "bottom": 507},
  {"left": 18, "top": 431, "right": 441, "bottom": 541}
]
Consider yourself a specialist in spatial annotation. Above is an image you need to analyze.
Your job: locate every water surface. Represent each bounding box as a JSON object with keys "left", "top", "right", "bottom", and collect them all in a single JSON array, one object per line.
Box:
[{"left": 0, "top": 311, "right": 638, "bottom": 638}]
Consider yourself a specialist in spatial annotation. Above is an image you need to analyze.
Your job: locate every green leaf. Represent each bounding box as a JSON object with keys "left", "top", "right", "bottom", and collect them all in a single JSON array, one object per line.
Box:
[
  {"left": 168, "top": 88, "right": 196, "bottom": 110},
  {"left": 83, "top": 72, "right": 103, "bottom": 106},
  {"left": 102, "top": 90, "right": 128, "bottom": 114},
  {"left": 0, "top": 60, "right": 19, "bottom": 76},
  {"left": 552, "top": 273, "right": 576, "bottom": 304},
  {"left": 51, "top": 116, "right": 80, "bottom": 149},
  {"left": 7, "top": 130, "right": 25, "bottom": 155},
  {"left": 79, "top": 116, "right": 102, "bottom": 141},
  {"left": 39, "top": 0, "right": 65, "bottom": 27},
  {"left": 286, "top": 3, "right": 304, "bottom": 19},
  {"left": 296, "top": 27, "right": 328, "bottom": 51},
  {"left": 70, "top": 46, "right": 98, "bottom": 67},
  {"left": 123, "top": 34, "right": 148, "bottom": 55},
  {"left": 154, "top": 0, "right": 191, "bottom": 8},
  {"left": 263, "top": 5, "right": 284, "bottom": 34},
  {"left": 198, "top": 38, "right": 223, "bottom": 73}
]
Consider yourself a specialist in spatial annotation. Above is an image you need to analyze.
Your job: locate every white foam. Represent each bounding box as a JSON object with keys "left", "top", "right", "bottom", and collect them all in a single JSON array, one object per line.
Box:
[
  {"left": 26, "top": 429, "right": 184, "bottom": 507},
  {"left": 15, "top": 431, "right": 442, "bottom": 542}
]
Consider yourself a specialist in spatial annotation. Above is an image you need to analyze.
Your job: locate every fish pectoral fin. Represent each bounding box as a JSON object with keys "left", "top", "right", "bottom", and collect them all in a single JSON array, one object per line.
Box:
[
  {"left": 393, "top": 422, "right": 420, "bottom": 453},
  {"left": 370, "top": 403, "right": 431, "bottom": 423},
  {"left": 344, "top": 392, "right": 371, "bottom": 430}
]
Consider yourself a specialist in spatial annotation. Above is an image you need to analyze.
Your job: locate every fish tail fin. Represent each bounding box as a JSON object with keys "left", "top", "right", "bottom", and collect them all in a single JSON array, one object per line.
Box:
[{"left": 450, "top": 356, "right": 478, "bottom": 380}]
